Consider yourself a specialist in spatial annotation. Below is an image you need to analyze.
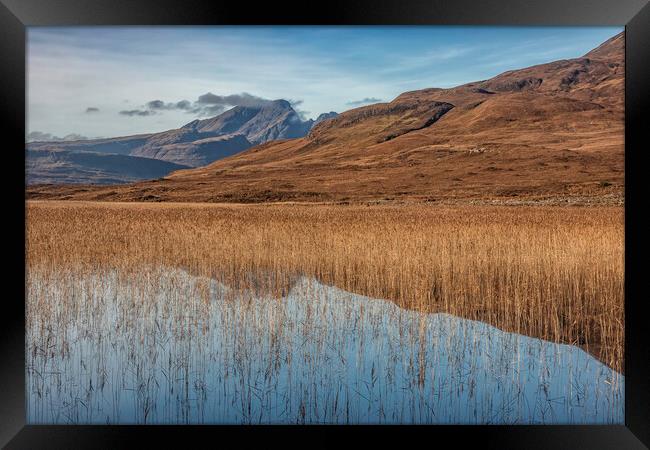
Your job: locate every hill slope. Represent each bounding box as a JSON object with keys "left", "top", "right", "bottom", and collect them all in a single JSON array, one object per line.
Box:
[
  {"left": 28, "top": 32, "right": 624, "bottom": 204},
  {"left": 26, "top": 149, "right": 190, "bottom": 185}
]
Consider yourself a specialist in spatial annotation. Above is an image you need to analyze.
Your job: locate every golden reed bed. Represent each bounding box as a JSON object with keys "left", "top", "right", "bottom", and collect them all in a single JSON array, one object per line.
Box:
[{"left": 26, "top": 201, "right": 624, "bottom": 373}]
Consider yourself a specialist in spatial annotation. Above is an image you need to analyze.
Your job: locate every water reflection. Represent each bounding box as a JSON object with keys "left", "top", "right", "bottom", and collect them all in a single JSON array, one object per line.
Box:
[{"left": 26, "top": 269, "right": 624, "bottom": 424}]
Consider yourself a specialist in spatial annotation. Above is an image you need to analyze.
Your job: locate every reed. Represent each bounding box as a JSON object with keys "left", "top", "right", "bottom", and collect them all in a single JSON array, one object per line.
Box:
[{"left": 26, "top": 200, "right": 624, "bottom": 373}]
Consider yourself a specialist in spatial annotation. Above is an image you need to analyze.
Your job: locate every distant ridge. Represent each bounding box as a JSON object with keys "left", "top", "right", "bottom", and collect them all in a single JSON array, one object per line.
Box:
[
  {"left": 27, "top": 101, "right": 337, "bottom": 184},
  {"left": 26, "top": 149, "right": 189, "bottom": 185}
]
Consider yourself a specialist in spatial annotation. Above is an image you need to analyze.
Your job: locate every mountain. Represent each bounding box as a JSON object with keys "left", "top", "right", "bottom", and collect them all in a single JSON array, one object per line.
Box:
[
  {"left": 313, "top": 112, "right": 339, "bottom": 126},
  {"left": 26, "top": 149, "right": 189, "bottom": 185},
  {"left": 28, "top": 32, "right": 624, "bottom": 204},
  {"left": 181, "top": 100, "right": 315, "bottom": 145},
  {"left": 27, "top": 134, "right": 153, "bottom": 155},
  {"left": 27, "top": 100, "right": 325, "bottom": 184},
  {"left": 128, "top": 99, "right": 316, "bottom": 165},
  {"left": 129, "top": 134, "right": 252, "bottom": 167}
]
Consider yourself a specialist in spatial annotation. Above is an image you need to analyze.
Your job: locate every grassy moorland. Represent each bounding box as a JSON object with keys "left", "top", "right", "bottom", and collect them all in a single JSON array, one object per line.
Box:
[{"left": 26, "top": 201, "right": 624, "bottom": 373}]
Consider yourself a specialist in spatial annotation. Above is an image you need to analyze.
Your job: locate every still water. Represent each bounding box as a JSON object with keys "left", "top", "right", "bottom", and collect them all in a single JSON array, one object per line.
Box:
[{"left": 26, "top": 269, "right": 624, "bottom": 424}]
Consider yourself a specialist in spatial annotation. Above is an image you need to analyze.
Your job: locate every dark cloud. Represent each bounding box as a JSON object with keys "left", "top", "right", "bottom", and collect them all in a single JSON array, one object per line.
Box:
[
  {"left": 85, "top": 107, "right": 100, "bottom": 113},
  {"left": 175, "top": 100, "right": 192, "bottom": 110},
  {"left": 119, "top": 109, "right": 157, "bottom": 117},
  {"left": 187, "top": 92, "right": 276, "bottom": 117},
  {"left": 346, "top": 97, "right": 383, "bottom": 106},
  {"left": 196, "top": 92, "right": 222, "bottom": 104},
  {"left": 295, "top": 109, "right": 311, "bottom": 121},
  {"left": 197, "top": 92, "right": 271, "bottom": 108},
  {"left": 287, "top": 99, "right": 310, "bottom": 120},
  {"left": 146, "top": 100, "right": 168, "bottom": 110},
  {"left": 122, "top": 92, "right": 299, "bottom": 119},
  {"left": 189, "top": 104, "right": 226, "bottom": 116},
  {"left": 118, "top": 100, "right": 194, "bottom": 117},
  {"left": 27, "top": 131, "right": 88, "bottom": 142},
  {"left": 145, "top": 99, "right": 194, "bottom": 111}
]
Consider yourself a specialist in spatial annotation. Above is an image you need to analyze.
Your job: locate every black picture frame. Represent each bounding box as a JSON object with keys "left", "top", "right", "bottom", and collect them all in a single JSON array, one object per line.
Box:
[{"left": 2, "top": 0, "right": 649, "bottom": 448}]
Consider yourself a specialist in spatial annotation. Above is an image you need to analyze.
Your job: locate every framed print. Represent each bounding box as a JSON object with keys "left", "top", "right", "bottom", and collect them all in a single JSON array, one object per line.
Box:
[{"left": 1, "top": 0, "right": 649, "bottom": 447}]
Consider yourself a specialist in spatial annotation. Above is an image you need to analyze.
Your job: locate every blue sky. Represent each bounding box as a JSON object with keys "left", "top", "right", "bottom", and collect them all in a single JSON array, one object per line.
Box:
[{"left": 27, "top": 26, "right": 622, "bottom": 140}]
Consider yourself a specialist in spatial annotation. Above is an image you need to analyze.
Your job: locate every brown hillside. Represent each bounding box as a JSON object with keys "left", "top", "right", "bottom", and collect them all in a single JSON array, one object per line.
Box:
[{"left": 28, "top": 32, "right": 624, "bottom": 204}]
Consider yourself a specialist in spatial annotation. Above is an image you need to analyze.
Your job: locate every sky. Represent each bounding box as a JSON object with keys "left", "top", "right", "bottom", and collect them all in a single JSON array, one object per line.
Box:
[{"left": 27, "top": 26, "right": 622, "bottom": 141}]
